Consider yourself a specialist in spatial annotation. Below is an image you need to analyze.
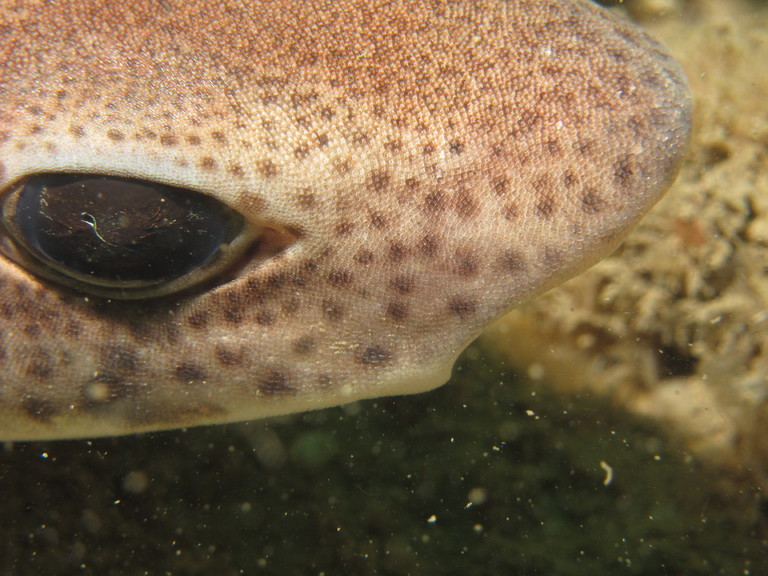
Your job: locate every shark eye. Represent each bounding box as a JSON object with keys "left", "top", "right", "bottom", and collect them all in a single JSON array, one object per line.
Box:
[{"left": 0, "top": 173, "right": 261, "bottom": 299}]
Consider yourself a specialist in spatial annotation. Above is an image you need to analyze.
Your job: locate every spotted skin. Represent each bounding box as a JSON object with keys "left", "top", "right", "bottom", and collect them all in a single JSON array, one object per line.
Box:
[{"left": 0, "top": 0, "right": 691, "bottom": 440}]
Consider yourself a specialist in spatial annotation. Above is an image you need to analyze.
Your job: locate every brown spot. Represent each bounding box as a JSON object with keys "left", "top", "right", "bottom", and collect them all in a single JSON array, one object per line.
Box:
[
  {"left": 390, "top": 274, "right": 415, "bottom": 294},
  {"left": 187, "top": 310, "right": 209, "bottom": 329},
  {"left": 369, "top": 211, "right": 388, "bottom": 230},
  {"left": 333, "top": 158, "right": 352, "bottom": 175},
  {"left": 69, "top": 125, "right": 85, "bottom": 138},
  {"left": 422, "top": 143, "right": 435, "bottom": 155},
  {"left": 454, "top": 190, "right": 479, "bottom": 219},
  {"left": 454, "top": 250, "right": 480, "bottom": 277},
  {"left": 211, "top": 131, "right": 227, "bottom": 143},
  {"left": 256, "top": 310, "right": 276, "bottom": 326},
  {"left": 293, "top": 144, "right": 311, "bottom": 159},
  {"left": 492, "top": 176, "right": 510, "bottom": 196},
  {"left": 186, "top": 134, "right": 201, "bottom": 146},
  {"left": 581, "top": 188, "right": 604, "bottom": 213},
  {"left": 106, "top": 129, "right": 125, "bottom": 141},
  {"left": 215, "top": 345, "right": 245, "bottom": 367},
  {"left": 335, "top": 222, "right": 355, "bottom": 236},
  {"left": 322, "top": 299, "right": 345, "bottom": 321},
  {"left": 258, "top": 371, "right": 293, "bottom": 395},
  {"left": 613, "top": 156, "right": 635, "bottom": 187},
  {"left": 200, "top": 156, "right": 216, "bottom": 171},
  {"left": 101, "top": 344, "right": 139, "bottom": 374},
  {"left": 327, "top": 270, "right": 352, "bottom": 287},
  {"left": 229, "top": 164, "right": 245, "bottom": 178},
  {"left": 225, "top": 308, "right": 244, "bottom": 325},
  {"left": 418, "top": 235, "right": 439, "bottom": 257},
  {"left": 449, "top": 141, "right": 464, "bottom": 155},
  {"left": 256, "top": 158, "right": 278, "bottom": 178},
  {"left": 292, "top": 336, "right": 316, "bottom": 355},
  {"left": 448, "top": 296, "right": 477, "bottom": 319},
  {"left": 536, "top": 196, "right": 556, "bottom": 218},
  {"left": 367, "top": 169, "right": 391, "bottom": 192},
  {"left": 21, "top": 397, "right": 58, "bottom": 423},
  {"left": 563, "top": 170, "right": 578, "bottom": 188},
  {"left": 355, "top": 249, "right": 374, "bottom": 264},
  {"left": 359, "top": 345, "right": 393, "bottom": 366},
  {"left": 498, "top": 250, "right": 527, "bottom": 273},
  {"left": 175, "top": 363, "right": 207, "bottom": 385},
  {"left": 388, "top": 243, "right": 408, "bottom": 262},
  {"left": 160, "top": 135, "right": 178, "bottom": 146},
  {"left": 424, "top": 190, "right": 446, "bottom": 214},
  {"left": 386, "top": 302, "right": 409, "bottom": 321},
  {"left": 543, "top": 139, "right": 562, "bottom": 156},
  {"left": 503, "top": 202, "right": 520, "bottom": 221},
  {"left": 297, "top": 188, "right": 316, "bottom": 209}
]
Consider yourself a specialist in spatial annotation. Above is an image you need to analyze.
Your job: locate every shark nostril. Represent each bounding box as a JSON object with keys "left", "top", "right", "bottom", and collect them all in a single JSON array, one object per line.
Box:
[{"left": 0, "top": 173, "right": 261, "bottom": 299}]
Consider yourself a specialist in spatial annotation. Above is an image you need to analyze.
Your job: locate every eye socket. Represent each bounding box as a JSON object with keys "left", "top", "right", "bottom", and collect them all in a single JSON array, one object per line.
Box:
[{"left": 0, "top": 173, "right": 262, "bottom": 299}]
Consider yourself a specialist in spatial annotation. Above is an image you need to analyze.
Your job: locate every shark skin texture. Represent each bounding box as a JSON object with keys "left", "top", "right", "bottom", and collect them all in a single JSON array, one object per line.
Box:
[{"left": 0, "top": 0, "right": 691, "bottom": 440}]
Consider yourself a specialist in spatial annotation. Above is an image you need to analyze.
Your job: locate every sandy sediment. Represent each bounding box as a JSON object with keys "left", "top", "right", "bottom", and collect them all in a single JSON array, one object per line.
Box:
[{"left": 484, "top": 0, "right": 768, "bottom": 489}]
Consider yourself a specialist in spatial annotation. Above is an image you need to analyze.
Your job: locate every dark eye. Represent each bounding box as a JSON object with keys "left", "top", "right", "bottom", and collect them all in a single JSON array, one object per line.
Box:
[{"left": 0, "top": 173, "right": 261, "bottom": 299}]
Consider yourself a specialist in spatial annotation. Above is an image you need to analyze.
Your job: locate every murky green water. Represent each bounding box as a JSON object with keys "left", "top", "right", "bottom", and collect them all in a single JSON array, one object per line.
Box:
[{"left": 1, "top": 348, "right": 764, "bottom": 575}]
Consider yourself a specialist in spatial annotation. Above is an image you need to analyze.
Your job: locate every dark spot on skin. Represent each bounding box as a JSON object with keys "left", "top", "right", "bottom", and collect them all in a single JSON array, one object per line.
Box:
[
  {"left": 359, "top": 345, "right": 393, "bottom": 366},
  {"left": 256, "top": 310, "right": 276, "bottom": 326},
  {"left": 388, "top": 243, "right": 408, "bottom": 262},
  {"left": 454, "top": 250, "right": 480, "bottom": 277},
  {"left": 613, "top": 156, "right": 635, "bottom": 187},
  {"left": 160, "top": 135, "right": 178, "bottom": 146},
  {"left": 581, "top": 188, "right": 604, "bottom": 213},
  {"left": 335, "top": 222, "right": 355, "bottom": 236},
  {"left": 69, "top": 125, "right": 85, "bottom": 138},
  {"left": 543, "top": 139, "right": 562, "bottom": 156},
  {"left": 386, "top": 302, "right": 408, "bottom": 321},
  {"left": 200, "top": 156, "right": 216, "bottom": 171},
  {"left": 186, "top": 134, "right": 201, "bottom": 145},
  {"left": 422, "top": 143, "right": 435, "bottom": 155},
  {"left": 297, "top": 188, "right": 316, "bottom": 209},
  {"left": 21, "top": 397, "right": 58, "bottom": 422},
  {"left": 544, "top": 246, "right": 565, "bottom": 268},
  {"left": 215, "top": 345, "right": 245, "bottom": 367},
  {"left": 106, "top": 129, "right": 125, "bottom": 141},
  {"left": 322, "top": 299, "right": 345, "bottom": 321},
  {"left": 448, "top": 296, "right": 477, "bottom": 319},
  {"left": 211, "top": 131, "right": 227, "bottom": 143},
  {"left": 390, "top": 274, "right": 415, "bottom": 294},
  {"left": 294, "top": 144, "right": 311, "bottom": 159},
  {"left": 536, "top": 196, "right": 556, "bottom": 218},
  {"left": 449, "top": 141, "right": 464, "bottom": 154},
  {"left": 102, "top": 344, "right": 139, "bottom": 374},
  {"left": 424, "top": 190, "right": 446, "bottom": 214},
  {"left": 454, "top": 190, "right": 479, "bottom": 219},
  {"left": 563, "top": 170, "right": 578, "bottom": 188},
  {"left": 175, "top": 363, "right": 207, "bottom": 385},
  {"left": 229, "top": 164, "right": 245, "bottom": 178},
  {"left": 367, "top": 169, "right": 391, "bottom": 192},
  {"left": 369, "top": 211, "right": 388, "bottom": 230},
  {"left": 418, "top": 235, "right": 439, "bottom": 257},
  {"left": 498, "top": 249, "right": 528, "bottom": 273},
  {"left": 503, "top": 203, "right": 520, "bottom": 221},
  {"left": 187, "top": 310, "right": 209, "bottom": 329},
  {"left": 355, "top": 250, "right": 374, "bottom": 264},
  {"left": 258, "top": 371, "right": 293, "bottom": 395},
  {"left": 327, "top": 270, "right": 352, "bottom": 287},
  {"left": 292, "top": 336, "right": 316, "bottom": 355},
  {"left": 333, "top": 158, "right": 352, "bottom": 175},
  {"left": 225, "top": 308, "right": 244, "bottom": 325},
  {"left": 257, "top": 159, "right": 278, "bottom": 178},
  {"left": 492, "top": 176, "right": 510, "bottom": 196}
]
